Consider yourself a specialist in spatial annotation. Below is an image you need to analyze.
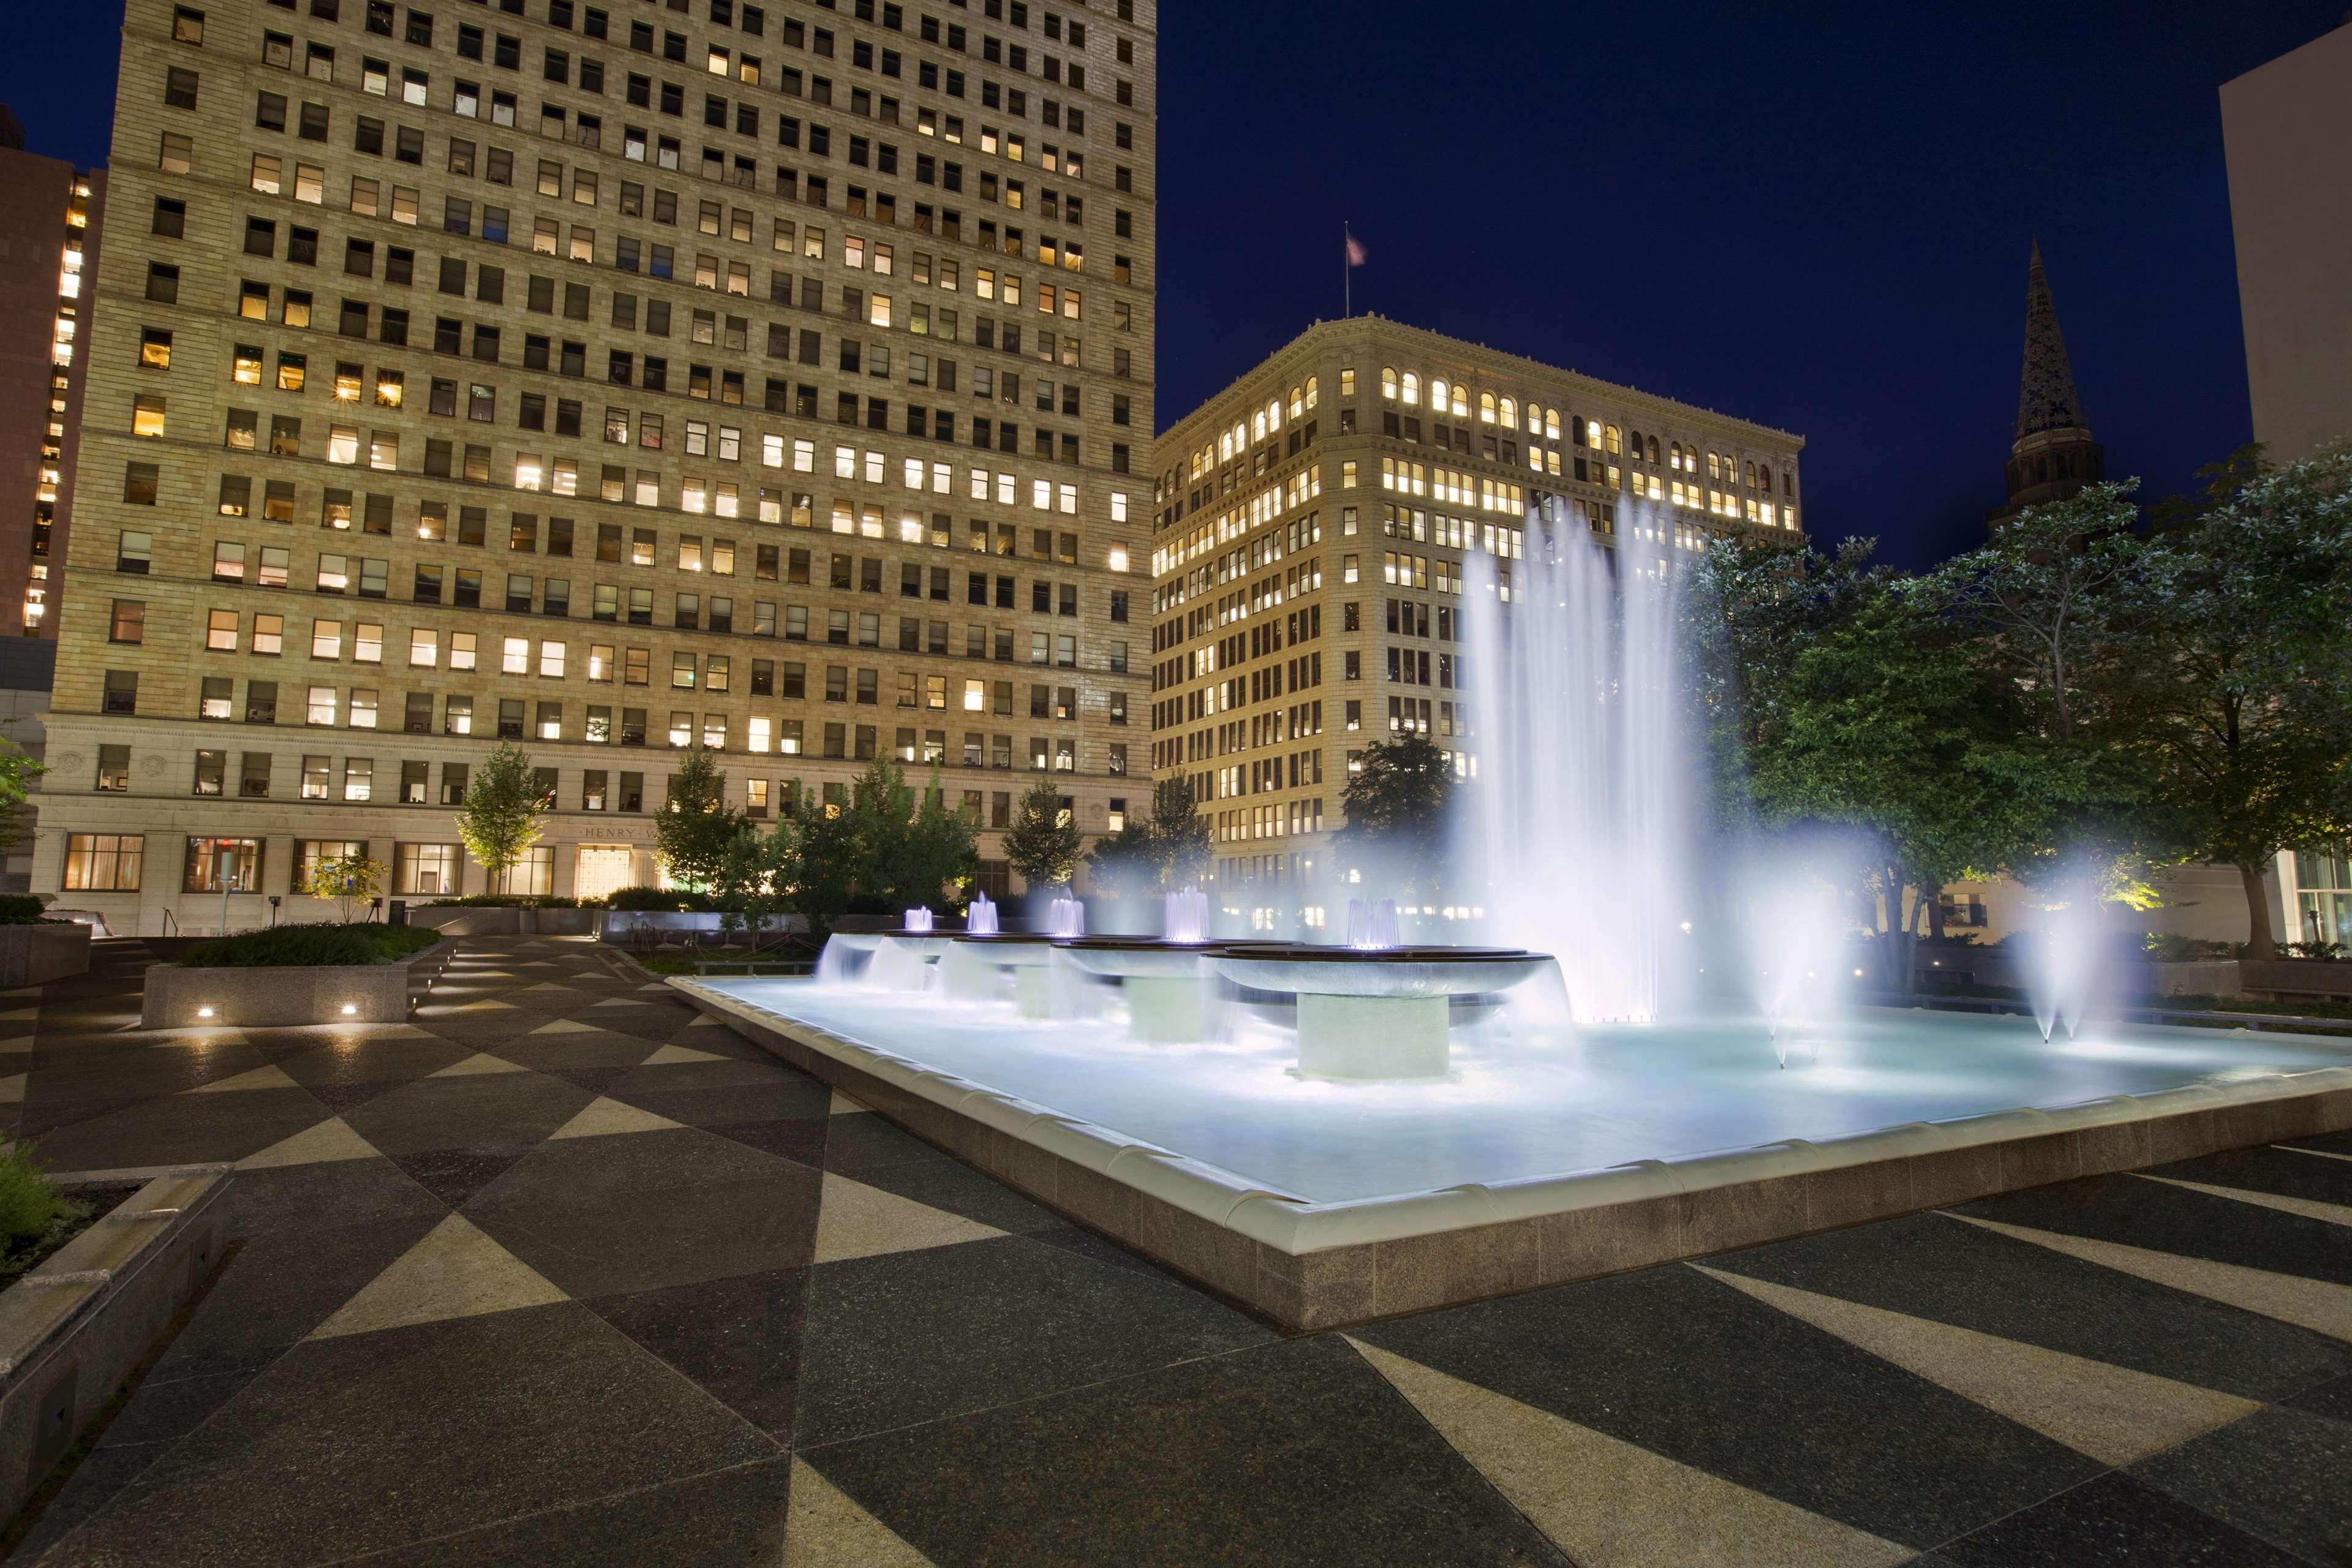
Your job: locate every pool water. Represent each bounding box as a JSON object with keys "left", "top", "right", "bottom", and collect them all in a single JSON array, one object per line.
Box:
[{"left": 705, "top": 978, "right": 2352, "bottom": 1205}]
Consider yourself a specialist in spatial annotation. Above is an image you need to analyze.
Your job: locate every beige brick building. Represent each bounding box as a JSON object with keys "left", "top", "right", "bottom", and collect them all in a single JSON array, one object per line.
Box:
[
  {"left": 1150, "top": 316, "right": 1802, "bottom": 928},
  {"left": 40, "top": 0, "right": 1156, "bottom": 932}
]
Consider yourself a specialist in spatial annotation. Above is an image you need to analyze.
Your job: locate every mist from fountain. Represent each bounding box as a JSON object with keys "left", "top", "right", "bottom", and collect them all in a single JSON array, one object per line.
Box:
[
  {"left": 966, "top": 892, "right": 1000, "bottom": 936},
  {"left": 2027, "top": 869, "right": 2108, "bottom": 1043},
  {"left": 1457, "top": 510, "right": 1691, "bottom": 1025},
  {"left": 1735, "top": 845, "right": 1854, "bottom": 1067},
  {"left": 1164, "top": 887, "right": 1210, "bottom": 945},
  {"left": 1346, "top": 897, "right": 1401, "bottom": 951}
]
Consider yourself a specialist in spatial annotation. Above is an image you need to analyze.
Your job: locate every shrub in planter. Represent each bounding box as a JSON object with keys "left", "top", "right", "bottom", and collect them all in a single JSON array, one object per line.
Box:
[
  {"left": 422, "top": 894, "right": 596, "bottom": 908},
  {"left": 0, "top": 894, "right": 50, "bottom": 926},
  {"left": 179, "top": 922, "right": 444, "bottom": 968},
  {"left": 606, "top": 887, "right": 718, "bottom": 913}
]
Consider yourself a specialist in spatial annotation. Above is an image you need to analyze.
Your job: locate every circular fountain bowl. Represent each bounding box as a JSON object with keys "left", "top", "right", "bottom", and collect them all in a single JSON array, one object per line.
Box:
[
  {"left": 951, "top": 933, "right": 1061, "bottom": 967},
  {"left": 1211, "top": 946, "right": 1554, "bottom": 1000},
  {"left": 1057, "top": 938, "right": 1223, "bottom": 980},
  {"left": 877, "top": 933, "right": 962, "bottom": 956},
  {"left": 825, "top": 932, "right": 888, "bottom": 953}
]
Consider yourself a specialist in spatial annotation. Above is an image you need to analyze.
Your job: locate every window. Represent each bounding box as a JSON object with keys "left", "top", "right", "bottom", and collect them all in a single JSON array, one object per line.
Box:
[
  {"left": 110, "top": 600, "right": 146, "bottom": 644},
  {"left": 394, "top": 842, "right": 461, "bottom": 895},
  {"left": 64, "top": 834, "right": 143, "bottom": 892},
  {"left": 183, "top": 836, "right": 264, "bottom": 894}
]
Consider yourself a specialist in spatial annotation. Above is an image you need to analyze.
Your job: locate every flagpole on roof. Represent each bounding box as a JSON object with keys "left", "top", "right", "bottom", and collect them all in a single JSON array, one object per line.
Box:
[{"left": 1344, "top": 222, "right": 1351, "bottom": 319}]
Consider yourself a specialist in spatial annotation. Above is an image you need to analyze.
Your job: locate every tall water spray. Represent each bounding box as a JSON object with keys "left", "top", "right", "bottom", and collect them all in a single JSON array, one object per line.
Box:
[
  {"left": 965, "top": 892, "right": 1000, "bottom": 936},
  {"left": 1164, "top": 887, "right": 1210, "bottom": 945},
  {"left": 1457, "top": 510, "right": 1693, "bottom": 1023},
  {"left": 1346, "top": 897, "right": 1401, "bottom": 951},
  {"left": 2026, "top": 869, "right": 2108, "bottom": 1043}
]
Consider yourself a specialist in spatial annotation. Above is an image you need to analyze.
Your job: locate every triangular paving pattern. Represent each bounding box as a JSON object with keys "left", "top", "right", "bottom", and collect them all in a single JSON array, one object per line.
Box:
[
  {"left": 432, "top": 998, "right": 521, "bottom": 1014},
  {"left": 0, "top": 1008, "right": 39, "bottom": 1023},
  {"left": 1346, "top": 1336, "right": 1910, "bottom": 1567},
  {"left": 529, "top": 1017, "right": 604, "bottom": 1036},
  {"left": 548, "top": 1096, "right": 687, "bottom": 1140},
  {"left": 429, "top": 1053, "right": 529, "bottom": 1078},
  {"left": 593, "top": 997, "right": 657, "bottom": 1009},
  {"left": 641, "top": 1042, "right": 727, "bottom": 1066},
  {"left": 785, "top": 1457, "right": 938, "bottom": 1567},
  {"left": 310, "top": 1213, "right": 569, "bottom": 1339},
  {"left": 637, "top": 983, "right": 674, "bottom": 994},
  {"left": 392, "top": 1147, "right": 533, "bottom": 1210},
  {"left": 1949, "top": 1213, "right": 2352, "bottom": 1341},
  {"left": 2135, "top": 1173, "right": 2352, "bottom": 1230},
  {"left": 186, "top": 1063, "right": 303, "bottom": 1095},
  {"left": 810, "top": 1172, "right": 1005, "bottom": 1264},
  {"left": 238, "top": 1115, "right": 383, "bottom": 1169},
  {"left": 828, "top": 1091, "right": 867, "bottom": 1117},
  {"left": 1692, "top": 1265, "right": 2259, "bottom": 1466},
  {"left": 2282, "top": 1145, "right": 2352, "bottom": 1166}
]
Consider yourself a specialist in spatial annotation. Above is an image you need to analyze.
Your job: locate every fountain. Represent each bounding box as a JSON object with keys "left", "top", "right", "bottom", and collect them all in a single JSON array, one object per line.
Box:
[
  {"left": 2026, "top": 870, "right": 2108, "bottom": 1043},
  {"left": 1164, "top": 887, "right": 1210, "bottom": 946},
  {"left": 1345, "top": 897, "right": 1401, "bottom": 951},
  {"left": 1047, "top": 894, "right": 1087, "bottom": 939},
  {"left": 1457, "top": 511, "right": 1691, "bottom": 1023},
  {"left": 1212, "top": 945, "right": 1552, "bottom": 1079},
  {"left": 965, "top": 892, "right": 1000, "bottom": 936},
  {"left": 903, "top": 907, "right": 935, "bottom": 934}
]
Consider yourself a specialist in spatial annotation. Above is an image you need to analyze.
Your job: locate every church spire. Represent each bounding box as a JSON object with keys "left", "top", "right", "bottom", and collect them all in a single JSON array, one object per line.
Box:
[{"left": 2015, "top": 239, "right": 2089, "bottom": 440}]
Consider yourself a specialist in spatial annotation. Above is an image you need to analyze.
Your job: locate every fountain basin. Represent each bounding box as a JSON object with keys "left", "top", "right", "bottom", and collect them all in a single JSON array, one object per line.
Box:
[
  {"left": 1060, "top": 939, "right": 1221, "bottom": 1044},
  {"left": 1212, "top": 946, "right": 1554, "bottom": 1079},
  {"left": 953, "top": 933, "right": 1066, "bottom": 1017}
]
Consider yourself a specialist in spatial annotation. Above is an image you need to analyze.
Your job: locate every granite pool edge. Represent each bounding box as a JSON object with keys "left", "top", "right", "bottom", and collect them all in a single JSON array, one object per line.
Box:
[{"left": 672, "top": 979, "right": 2352, "bottom": 1329}]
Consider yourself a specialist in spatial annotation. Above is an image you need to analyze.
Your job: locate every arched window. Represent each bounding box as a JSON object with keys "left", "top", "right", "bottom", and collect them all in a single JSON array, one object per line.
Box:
[
  {"left": 1648, "top": 436, "right": 1661, "bottom": 464},
  {"left": 1451, "top": 383, "right": 1468, "bottom": 417},
  {"left": 1267, "top": 397, "right": 1283, "bottom": 431},
  {"left": 1706, "top": 452, "right": 1719, "bottom": 480},
  {"left": 1627, "top": 430, "right": 1644, "bottom": 459},
  {"left": 1401, "top": 372, "right": 1420, "bottom": 406},
  {"left": 1501, "top": 397, "right": 1518, "bottom": 430},
  {"left": 1758, "top": 464, "right": 1771, "bottom": 491},
  {"left": 1479, "top": 391, "right": 1496, "bottom": 424},
  {"left": 1430, "top": 378, "right": 1450, "bottom": 414},
  {"left": 1218, "top": 431, "right": 1233, "bottom": 461},
  {"left": 1251, "top": 410, "right": 1265, "bottom": 442},
  {"left": 1670, "top": 441, "right": 1683, "bottom": 470},
  {"left": 1305, "top": 375, "right": 1319, "bottom": 410},
  {"left": 1606, "top": 424, "right": 1621, "bottom": 455},
  {"left": 1547, "top": 409, "right": 1560, "bottom": 440},
  {"left": 1381, "top": 366, "right": 1398, "bottom": 399},
  {"left": 1744, "top": 461, "right": 1757, "bottom": 487}
]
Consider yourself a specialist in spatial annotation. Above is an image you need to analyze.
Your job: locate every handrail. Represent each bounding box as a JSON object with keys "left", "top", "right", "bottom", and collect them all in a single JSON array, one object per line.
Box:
[{"left": 159, "top": 908, "right": 179, "bottom": 937}]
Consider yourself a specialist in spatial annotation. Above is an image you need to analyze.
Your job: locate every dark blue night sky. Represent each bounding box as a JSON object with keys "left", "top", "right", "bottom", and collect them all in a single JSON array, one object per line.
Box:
[{"left": 7, "top": 0, "right": 2339, "bottom": 570}]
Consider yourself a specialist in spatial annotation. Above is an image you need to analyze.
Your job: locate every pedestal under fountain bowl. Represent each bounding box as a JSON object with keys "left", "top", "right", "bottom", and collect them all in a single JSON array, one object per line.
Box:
[
  {"left": 1058, "top": 937, "right": 1221, "bottom": 1043},
  {"left": 1212, "top": 946, "right": 1555, "bottom": 1079},
  {"left": 951, "top": 932, "right": 1066, "bottom": 1017}
]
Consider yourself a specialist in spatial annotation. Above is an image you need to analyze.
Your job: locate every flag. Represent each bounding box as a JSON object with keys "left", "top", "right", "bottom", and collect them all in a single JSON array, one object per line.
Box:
[{"left": 1345, "top": 231, "right": 1367, "bottom": 267}]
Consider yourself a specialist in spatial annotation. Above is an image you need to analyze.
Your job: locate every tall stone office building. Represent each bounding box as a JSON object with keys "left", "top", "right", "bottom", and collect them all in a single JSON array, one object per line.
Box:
[
  {"left": 1150, "top": 316, "right": 1803, "bottom": 927},
  {"left": 40, "top": 0, "right": 1156, "bottom": 930}
]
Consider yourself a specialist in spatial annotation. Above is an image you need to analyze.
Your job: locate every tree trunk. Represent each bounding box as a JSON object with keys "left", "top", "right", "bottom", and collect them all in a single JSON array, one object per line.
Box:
[
  {"left": 1872, "top": 869, "right": 1917, "bottom": 993},
  {"left": 2239, "top": 861, "right": 2278, "bottom": 960},
  {"left": 1926, "top": 889, "right": 1947, "bottom": 941}
]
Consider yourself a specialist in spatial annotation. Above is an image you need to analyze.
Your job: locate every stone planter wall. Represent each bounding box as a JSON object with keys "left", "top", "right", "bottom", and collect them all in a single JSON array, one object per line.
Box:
[
  {"left": 408, "top": 906, "right": 601, "bottom": 937},
  {"left": 2242, "top": 959, "right": 2352, "bottom": 1002},
  {"left": 138, "top": 940, "right": 452, "bottom": 1028},
  {"left": 0, "top": 1167, "right": 231, "bottom": 1523},
  {"left": 596, "top": 911, "right": 804, "bottom": 944},
  {"left": 0, "top": 924, "right": 91, "bottom": 989}
]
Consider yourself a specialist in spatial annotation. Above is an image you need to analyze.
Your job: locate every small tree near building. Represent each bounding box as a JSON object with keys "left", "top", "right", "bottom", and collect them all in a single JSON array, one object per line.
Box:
[
  {"left": 454, "top": 741, "right": 545, "bottom": 895},
  {"left": 655, "top": 747, "right": 743, "bottom": 891},
  {"left": 1334, "top": 736, "right": 1455, "bottom": 896},
  {"left": 1150, "top": 776, "right": 1212, "bottom": 890},
  {"left": 305, "top": 853, "right": 387, "bottom": 924},
  {"left": 1004, "top": 778, "right": 1082, "bottom": 894}
]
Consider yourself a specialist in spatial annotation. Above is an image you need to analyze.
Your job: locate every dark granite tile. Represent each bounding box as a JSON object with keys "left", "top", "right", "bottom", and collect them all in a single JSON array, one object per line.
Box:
[
  {"left": 334, "top": 1457, "right": 791, "bottom": 1567},
  {"left": 390, "top": 1145, "right": 534, "bottom": 1210},
  {"left": 1707, "top": 1212, "right": 2352, "bottom": 1400},
  {"left": 1956, "top": 1173, "right": 2352, "bottom": 1286},
  {"left": 1355, "top": 1263, "right": 2100, "bottom": 1550},
  {"left": 227, "top": 1156, "right": 450, "bottom": 1240},
  {"left": 2151, "top": 1143, "right": 2352, "bottom": 1207},
  {"left": 818, "top": 1109, "right": 951, "bottom": 1174},
  {"left": 604, "top": 1076, "right": 832, "bottom": 1131},
  {"left": 803, "top": 1336, "right": 1567, "bottom": 1566},
  {"left": 2131, "top": 1405, "right": 2352, "bottom": 1566},
  {"left": 706, "top": 1115, "right": 829, "bottom": 1169},
  {"left": 1934, "top": 1471, "right": 2304, "bottom": 1566},
  {"left": 2282, "top": 1368, "right": 2352, "bottom": 1425},
  {"left": 29, "top": 1087, "right": 330, "bottom": 1172},
  {"left": 464, "top": 1129, "right": 822, "bottom": 1298},
  {"left": 40, "top": 1303, "right": 776, "bottom": 1568},
  {"left": 88, "top": 1368, "right": 259, "bottom": 1450},
  {"left": 13, "top": 1441, "right": 175, "bottom": 1566},
  {"left": 542, "top": 1065, "right": 636, "bottom": 1096},
  {"left": 494, "top": 1028, "right": 669, "bottom": 1075},
  {"left": 342, "top": 1071, "right": 596, "bottom": 1158},
  {"left": 1025, "top": 1221, "right": 1194, "bottom": 1287},
  {"left": 587, "top": 1267, "right": 807, "bottom": 1439},
  {"left": 2284, "top": 1128, "right": 2352, "bottom": 1158},
  {"left": 146, "top": 1210, "right": 448, "bottom": 1381},
  {"left": 270, "top": 1034, "right": 475, "bottom": 1105},
  {"left": 796, "top": 1233, "right": 1278, "bottom": 1446},
  {"left": 846, "top": 1151, "right": 1063, "bottom": 1234}
]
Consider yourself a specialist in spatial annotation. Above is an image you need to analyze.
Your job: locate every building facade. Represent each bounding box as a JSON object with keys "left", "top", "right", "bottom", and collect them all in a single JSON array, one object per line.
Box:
[
  {"left": 1150, "top": 315, "right": 1803, "bottom": 927},
  {"left": 39, "top": 0, "right": 1157, "bottom": 933},
  {"left": 2222, "top": 18, "right": 2352, "bottom": 467},
  {"left": 1985, "top": 241, "right": 2101, "bottom": 533},
  {"left": 0, "top": 132, "right": 102, "bottom": 641}
]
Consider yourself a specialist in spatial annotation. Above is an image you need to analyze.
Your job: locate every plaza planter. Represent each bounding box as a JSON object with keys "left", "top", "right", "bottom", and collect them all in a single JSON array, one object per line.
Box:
[
  {"left": 138, "top": 939, "right": 453, "bottom": 1028},
  {"left": 2242, "top": 958, "right": 2352, "bottom": 1003},
  {"left": 0, "top": 1166, "right": 231, "bottom": 1525},
  {"left": 0, "top": 924, "right": 90, "bottom": 989},
  {"left": 597, "top": 911, "right": 804, "bottom": 945}
]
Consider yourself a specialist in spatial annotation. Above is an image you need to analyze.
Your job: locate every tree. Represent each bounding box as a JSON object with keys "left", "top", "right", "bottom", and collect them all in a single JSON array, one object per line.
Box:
[
  {"left": 0, "top": 742, "right": 45, "bottom": 856},
  {"left": 1082, "top": 822, "right": 1162, "bottom": 901},
  {"left": 1003, "top": 777, "right": 1081, "bottom": 892},
  {"left": 2103, "top": 443, "right": 2352, "bottom": 955},
  {"left": 785, "top": 783, "right": 862, "bottom": 934},
  {"left": 1333, "top": 735, "right": 1455, "bottom": 892},
  {"left": 654, "top": 747, "right": 742, "bottom": 891},
  {"left": 1150, "top": 776, "right": 1212, "bottom": 889},
  {"left": 454, "top": 741, "right": 545, "bottom": 893},
  {"left": 304, "top": 852, "right": 386, "bottom": 924},
  {"left": 715, "top": 818, "right": 797, "bottom": 952},
  {"left": 880, "top": 763, "right": 980, "bottom": 911}
]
